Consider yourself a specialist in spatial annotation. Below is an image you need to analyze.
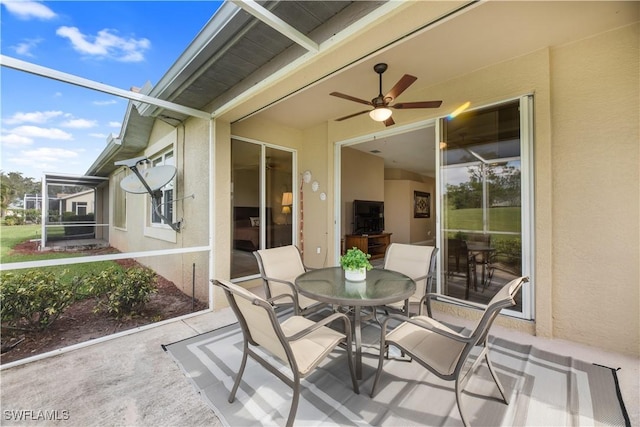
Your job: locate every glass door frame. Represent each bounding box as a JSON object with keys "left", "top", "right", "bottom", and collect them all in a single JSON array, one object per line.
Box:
[
  {"left": 435, "top": 95, "right": 535, "bottom": 320},
  {"left": 230, "top": 135, "right": 298, "bottom": 281}
]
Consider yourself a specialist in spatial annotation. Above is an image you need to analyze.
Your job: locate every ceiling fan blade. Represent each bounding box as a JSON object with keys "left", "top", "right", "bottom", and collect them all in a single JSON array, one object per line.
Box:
[
  {"left": 385, "top": 74, "right": 417, "bottom": 101},
  {"left": 335, "top": 110, "right": 371, "bottom": 121},
  {"left": 330, "top": 92, "right": 373, "bottom": 106},
  {"left": 383, "top": 116, "right": 395, "bottom": 127},
  {"left": 392, "top": 100, "right": 443, "bottom": 109}
]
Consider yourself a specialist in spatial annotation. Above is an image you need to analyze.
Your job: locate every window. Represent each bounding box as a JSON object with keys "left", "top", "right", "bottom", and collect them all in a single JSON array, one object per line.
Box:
[
  {"left": 74, "top": 202, "right": 88, "bottom": 216},
  {"left": 113, "top": 168, "right": 127, "bottom": 229},
  {"left": 150, "top": 151, "right": 174, "bottom": 227},
  {"left": 438, "top": 97, "right": 533, "bottom": 318}
]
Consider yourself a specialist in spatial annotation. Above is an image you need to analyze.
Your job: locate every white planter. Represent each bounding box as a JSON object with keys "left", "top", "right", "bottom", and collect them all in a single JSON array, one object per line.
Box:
[{"left": 344, "top": 268, "right": 366, "bottom": 282}]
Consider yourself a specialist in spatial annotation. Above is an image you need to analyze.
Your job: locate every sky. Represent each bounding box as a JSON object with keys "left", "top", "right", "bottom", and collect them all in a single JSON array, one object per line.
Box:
[{"left": 1, "top": 0, "right": 223, "bottom": 181}]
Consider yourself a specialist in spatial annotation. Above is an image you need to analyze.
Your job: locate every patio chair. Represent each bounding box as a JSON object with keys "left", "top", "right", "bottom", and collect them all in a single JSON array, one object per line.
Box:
[
  {"left": 370, "top": 276, "right": 529, "bottom": 427},
  {"left": 254, "top": 245, "right": 323, "bottom": 315},
  {"left": 212, "top": 279, "right": 359, "bottom": 427},
  {"left": 484, "top": 251, "right": 522, "bottom": 291},
  {"left": 446, "top": 238, "right": 477, "bottom": 299},
  {"left": 380, "top": 243, "right": 438, "bottom": 315}
]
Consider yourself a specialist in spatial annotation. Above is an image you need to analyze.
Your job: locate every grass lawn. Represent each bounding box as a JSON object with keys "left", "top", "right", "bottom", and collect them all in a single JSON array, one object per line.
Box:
[
  {"left": 445, "top": 207, "right": 521, "bottom": 232},
  {"left": 1, "top": 224, "right": 120, "bottom": 287}
]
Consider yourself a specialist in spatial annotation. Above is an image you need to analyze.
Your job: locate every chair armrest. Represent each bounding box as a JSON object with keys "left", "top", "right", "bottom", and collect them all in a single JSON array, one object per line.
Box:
[
  {"left": 386, "top": 313, "right": 472, "bottom": 343},
  {"left": 261, "top": 276, "right": 301, "bottom": 314},
  {"left": 286, "top": 312, "right": 352, "bottom": 342},
  {"left": 267, "top": 293, "right": 295, "bottom": 305},
  {"left": 419, "top": 292, "right": 486, "bottom": 316}
]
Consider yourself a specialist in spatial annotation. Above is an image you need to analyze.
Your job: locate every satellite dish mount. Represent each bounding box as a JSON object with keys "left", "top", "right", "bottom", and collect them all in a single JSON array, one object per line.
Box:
[{"left": 115, "top": 156, "right": 183, "bottom": 232}]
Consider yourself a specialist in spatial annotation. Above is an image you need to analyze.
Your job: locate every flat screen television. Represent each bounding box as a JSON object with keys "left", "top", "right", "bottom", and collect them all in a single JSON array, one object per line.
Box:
[{"left": 353, "top": 199, "right": 384, "bottom": 235}]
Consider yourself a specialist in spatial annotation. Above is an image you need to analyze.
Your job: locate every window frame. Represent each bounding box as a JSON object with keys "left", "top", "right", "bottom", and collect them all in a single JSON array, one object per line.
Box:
[
  {"left": 113, "top": 167, "right": 127, "bottom": 230},
  {"left": 143, "top": 143, "right": 177, "bottom": 243},
  {"left": 435, "top": 95, "right": 535, "bottom": 320}
]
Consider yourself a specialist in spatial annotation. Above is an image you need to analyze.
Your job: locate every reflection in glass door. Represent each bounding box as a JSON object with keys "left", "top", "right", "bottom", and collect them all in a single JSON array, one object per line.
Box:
[
  {"left": 439, "top": 99, "right": 529, "bottom": 313},
  {"left": 231, "top": 138, "right": 294, "bottom": 280}
]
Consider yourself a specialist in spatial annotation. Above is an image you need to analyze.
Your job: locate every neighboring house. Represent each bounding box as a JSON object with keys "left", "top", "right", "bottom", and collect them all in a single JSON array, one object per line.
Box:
[
  {"left": 81, "top": 1, "right": 638, "bottom": 358},
  {"left": 58, "top": 189, "right": 95, "bottom": 216}
]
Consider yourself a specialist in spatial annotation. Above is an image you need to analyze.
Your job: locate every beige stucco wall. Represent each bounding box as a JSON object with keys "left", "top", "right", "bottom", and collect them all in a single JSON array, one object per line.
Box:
[
  {"left": 549, "top": 23, "right": 639, "bottom": 355},
  {"left": 108, "top": 118, "right": 211, "bottom": 302}
]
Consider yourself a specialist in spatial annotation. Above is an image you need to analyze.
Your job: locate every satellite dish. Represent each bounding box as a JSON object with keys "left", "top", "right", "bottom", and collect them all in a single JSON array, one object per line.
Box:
[
  {"left": 115, "top": 156, "right": 183, "bottom": 232},
  {"left": 120, "top": 165, "right": 176, "bottom": 194}
]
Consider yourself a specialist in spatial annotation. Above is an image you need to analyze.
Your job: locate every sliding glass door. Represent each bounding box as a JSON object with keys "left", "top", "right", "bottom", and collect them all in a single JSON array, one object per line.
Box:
[
  {"left": 439, "top": 97, "right": 532, "bottom": 316},
  {"left": 231, "top": 138, "right": 294, "bottom": 280}
]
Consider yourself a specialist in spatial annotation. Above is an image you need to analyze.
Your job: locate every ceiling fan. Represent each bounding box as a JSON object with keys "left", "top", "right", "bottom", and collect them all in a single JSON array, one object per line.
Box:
[{"left": 330, "top": 63, "right": 442, "bottom": 127}]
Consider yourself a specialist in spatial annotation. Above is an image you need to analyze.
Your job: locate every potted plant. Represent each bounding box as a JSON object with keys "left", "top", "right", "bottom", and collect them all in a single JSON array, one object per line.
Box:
[{"left": 340, "top": 247, "right": 373, "bottom": 282}]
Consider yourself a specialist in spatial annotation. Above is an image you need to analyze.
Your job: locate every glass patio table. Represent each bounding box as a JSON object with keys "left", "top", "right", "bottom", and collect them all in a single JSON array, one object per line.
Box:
[{"left": 295, "top": 266, "right": 415, "bottom": 379}]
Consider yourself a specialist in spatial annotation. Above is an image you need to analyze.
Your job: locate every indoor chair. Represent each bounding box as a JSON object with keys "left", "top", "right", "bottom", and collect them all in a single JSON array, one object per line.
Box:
[
  {"left": 212, "top": 279, "right": 359, "bottom": 427},
  {"left": 370, "top": 276, "right": 528, "bottom": 427}
]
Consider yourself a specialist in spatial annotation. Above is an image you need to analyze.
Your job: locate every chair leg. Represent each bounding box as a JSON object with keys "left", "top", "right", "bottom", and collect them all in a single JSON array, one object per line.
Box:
[
  {"left": 286, "top": 375, "right": 301, "bottom": 427},
  {"left": 345, "top": 337, "right": 360, "bottom": 394},
  {"left": 229, "top": 340, "right": 249, "bottom": 403},
  {"left": 485, "top": 351, "right": 509, "bottom": 404},
  {"left": 370, "top": 342, "right": 387, "bottom": 398},
  {"left": 454, "top": 377, "right": 470, "bottom": 427}
]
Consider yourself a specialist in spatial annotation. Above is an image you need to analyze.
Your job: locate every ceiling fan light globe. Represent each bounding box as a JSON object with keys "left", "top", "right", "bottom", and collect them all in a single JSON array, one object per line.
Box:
[{"left": 369, "top": 107, "right": 392, "bottom": 122}]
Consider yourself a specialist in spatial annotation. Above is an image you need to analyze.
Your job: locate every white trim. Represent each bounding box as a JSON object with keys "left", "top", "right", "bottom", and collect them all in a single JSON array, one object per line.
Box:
[
  {"left": 519, "top": 95, "right": 535, "bottom": 319},
  {"left": 208, "top": 119, "right": 215, "bottom": 310},
  {"left": 0, "top": 246, "right": 210, "bottom": 272},
  {"left": 232, "top": 0, "right": 319, "bottom": 52},
  {"left": 0, "top": 55, "right": 211, "bottom": 120}
]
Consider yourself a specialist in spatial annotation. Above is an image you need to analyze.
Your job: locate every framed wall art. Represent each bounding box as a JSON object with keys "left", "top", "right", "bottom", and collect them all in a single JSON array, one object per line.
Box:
[{"left": 414, "top": 191, "right": 431, "bottom": 218}]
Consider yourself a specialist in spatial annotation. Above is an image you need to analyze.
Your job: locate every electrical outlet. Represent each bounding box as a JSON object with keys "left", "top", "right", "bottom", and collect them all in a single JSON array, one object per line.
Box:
[{"left": 316, "top": 247, "right": 321, "bottom": 254}]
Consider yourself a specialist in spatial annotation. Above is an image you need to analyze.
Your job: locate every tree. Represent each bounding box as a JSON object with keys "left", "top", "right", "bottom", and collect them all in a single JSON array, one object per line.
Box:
[{"left": 0, "top": 171, "right": 41, "bottom": 215}]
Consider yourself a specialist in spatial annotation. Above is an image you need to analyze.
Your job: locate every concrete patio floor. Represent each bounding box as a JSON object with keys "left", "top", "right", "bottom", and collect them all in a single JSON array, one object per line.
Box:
[{"left": 1, "top": 298, "right": 638, "bottom": 426}]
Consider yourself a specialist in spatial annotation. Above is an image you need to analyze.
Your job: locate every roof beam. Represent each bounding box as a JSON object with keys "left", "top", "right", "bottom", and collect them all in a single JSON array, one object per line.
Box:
[
  {"left": 0, "top": 55, "right": 211, "bottom": 120},
  {"left": 231, "top": 0, "right": 319, "bottom": 53}
]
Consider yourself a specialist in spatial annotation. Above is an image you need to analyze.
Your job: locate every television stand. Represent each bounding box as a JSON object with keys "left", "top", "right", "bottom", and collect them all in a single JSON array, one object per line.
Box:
[{"left": 344, "top": 233, "right": 391, "bottom": 260}]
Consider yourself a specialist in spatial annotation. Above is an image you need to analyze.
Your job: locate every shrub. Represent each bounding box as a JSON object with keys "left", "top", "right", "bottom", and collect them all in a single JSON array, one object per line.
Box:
[
  {"left": 0, "top": 270, "right": 77, "bottom": 331},
  {"left": 3, "top": 215, "right": 24, "bottom": 226},
  {"left": 92, "top": 266, "right": 158, "bottom": 318}
]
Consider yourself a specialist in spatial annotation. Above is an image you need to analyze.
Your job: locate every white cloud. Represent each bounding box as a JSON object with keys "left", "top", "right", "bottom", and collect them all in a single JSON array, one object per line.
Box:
[
  {"left": 13, "top": 38, "right": 43, "bottom": 57},
  {"left": 61, "top": 118, "right": 97, "bottom": 129},
  {"left": 0, "top": 0, "right": 56, "bottom": 20},
  {"left": 89, "top": 133, "right": 108, "bottom": 138},
  {"left": 4, "top": 110, "right": 63, "bottom": 125},
  {"left": 4, "top": 111, "right": 63, "bottom": 125},
  {"left": 93, "top": 99, "right": 117, "bottom": 106},
  {"left": 56, "top": 26, "right": 150, "bottom": 62},
  {"left": 1, "top": 133, "right": 33, "bottom": 147},
  {"left": 109, "top": 121, "right": 121, "bottom": 128},
  {"left": 13, "top": 147, "right": 80, "bottom": 164},
  {"left": 8, "top": 125, "right": 73, "bottom": 140}
]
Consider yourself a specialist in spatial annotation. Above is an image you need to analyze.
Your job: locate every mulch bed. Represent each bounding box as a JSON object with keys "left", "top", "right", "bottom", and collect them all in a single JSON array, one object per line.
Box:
[{"left": 1, "top": 242, "right": 207, "bottom": 365}]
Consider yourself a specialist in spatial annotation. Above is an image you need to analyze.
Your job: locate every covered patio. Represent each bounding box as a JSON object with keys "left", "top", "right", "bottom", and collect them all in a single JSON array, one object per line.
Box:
[{"left": 1, "top": 291, "right": 637, "bottom": 426}]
